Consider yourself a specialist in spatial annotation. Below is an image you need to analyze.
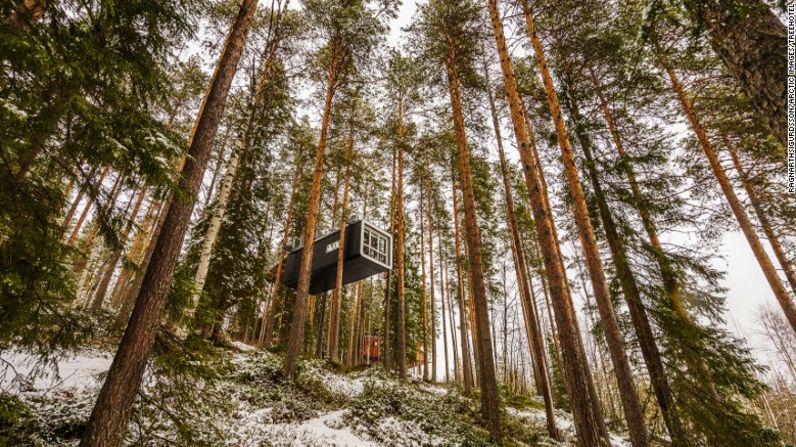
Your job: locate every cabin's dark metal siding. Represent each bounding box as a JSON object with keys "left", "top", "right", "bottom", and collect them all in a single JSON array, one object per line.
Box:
[{"left": 281, "top": 220, "right": 390, "bottom": 294}]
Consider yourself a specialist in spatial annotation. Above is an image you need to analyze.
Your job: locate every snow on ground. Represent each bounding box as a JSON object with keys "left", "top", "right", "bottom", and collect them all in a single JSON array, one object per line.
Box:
[
  {"left": 1, "top": 348, "right": 631, "bottom": 446},
  {"left": 230, "top": 340, "right": 256, "bottom": 351},
  {"left": 508, "top": 407, "right": 631, "bottom": 447},
  {"left": 0, "top": 348, "right": 112, "bottom": 394},
  {"left": 232, "top": 409, "right": 378, "bottom": 447}
]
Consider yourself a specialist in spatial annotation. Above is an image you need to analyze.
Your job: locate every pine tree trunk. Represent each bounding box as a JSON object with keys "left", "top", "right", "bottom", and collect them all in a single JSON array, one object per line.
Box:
[
  {"left": 439, "top": 236, "right": 450, "bottom": 382},
  {"left": 419, "top": 186, "right": 429, "bottom": 381},
  {"left": 685, "top": 0, "right": 786, "bottom": 146},
  {"left": 725, "top": 138, "right": 796, "bottom": 295},
  {"left": 664, "top": 63, "right": 796, "bottom": 334},
  {"left": 521, "top": 6, "right": 650, "bottom": 445},
  {"left": 451, "top": 178, "right": 474, "bottom": 394},
  {"left": 486, "top": 69, "right": 559, "bottom": 439},
  {"left": 395, "top": 95, "right": 407, "bottom": 381},
  {"left": 426, "top": 177, "right": 437, "bottom": 382},
  {"left": 261, "top": 156, "right": 302, "bottom": 347},
  {"left": 562, "top": 78, "right": 686, "bottom": 444},
  {"left": 64, "top": 166, "right": 108, "bottom": 237},
  {"left": 109, "top": 197, "right": 158, "bottom": 309},
  {"left": 486, "top": 1, "right": 609, "bottom": 444},
  {"left": 588, "top": 68, "right": 693, "bottom": 326},
  {"left": 67, "top": 169, "right": 114, "bottom": 247},
  {"left": 90, "top": 186, "right": 147, "bottom": 310},
  {"left": 445, "top": 42, "right": 502, "bottom": 443},
  {"left": 446, "top": 243, "right": 461, "bottom": 383},
  {"left": 79, "top": 1, "right": 258, "bottom": 444},
  {"left": 328, "top": 126, "right": 354, "bottom": 361},
  {"left": 383, "top": 146, "right": 397, "bottom": 372},
  {"left": 188, "top": 139, "right": 243, "bottom": 318},
  {"left": 283, "top": 42, "right": 340, "bottom": 377}
]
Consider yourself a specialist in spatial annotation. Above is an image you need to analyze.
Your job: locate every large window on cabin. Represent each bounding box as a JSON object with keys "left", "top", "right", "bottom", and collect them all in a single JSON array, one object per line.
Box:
[{"left": 363, "top": 226, "right": 389, "bottom": 265}]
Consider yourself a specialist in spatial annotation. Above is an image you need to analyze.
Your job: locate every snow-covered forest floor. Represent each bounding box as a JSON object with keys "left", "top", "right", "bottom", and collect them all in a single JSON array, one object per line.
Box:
[{"left": 0, "top": 343, "right": 630, "bottom": 446}]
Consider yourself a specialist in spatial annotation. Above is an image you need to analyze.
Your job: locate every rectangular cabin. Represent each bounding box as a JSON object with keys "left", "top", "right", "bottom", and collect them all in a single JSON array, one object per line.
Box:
[{"left": 281, "top": 220, "right": 392, "bottom": 295}]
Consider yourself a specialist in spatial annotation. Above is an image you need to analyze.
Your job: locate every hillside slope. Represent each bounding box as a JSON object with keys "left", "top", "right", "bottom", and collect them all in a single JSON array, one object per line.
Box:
[{"left": 0, "top": 344, "right": 630, "bottom": 446}]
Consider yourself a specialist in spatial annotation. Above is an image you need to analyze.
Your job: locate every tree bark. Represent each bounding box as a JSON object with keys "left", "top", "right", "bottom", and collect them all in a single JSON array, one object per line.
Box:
[
  {"left": 486, "top": 68, "right": 559, "bottom": 439},
  {"left": 684, "top": 0, "right": 786, "bottom": 146},
  {"left": 521, "top": 5, "right": 650, "bottom": 446},
  {"left": 486, "top": 1, "right": 609, "bottom": 444},
  {"left": 109, "top": 196, "right": 158, "bottom": 309},
  {"left": 382, "top": 146, "right": 398, "bottom": 372},
  {"left": 283, "top": 42, "right": 340, "bottom": 377},
  {"left": 79, "top": 1, "right": 258, "bottom": 444},
  {"left": 395, "top": 94, "right": 407, "bottom": 381},
  {"left": 90, "top": 185, "right": 147, "bottom": 310},
  {"left": 419, "top": 184, "right": 429, "bottom": 381},
  {"left": 261, "top": 155, "right": 302, "bottom": 347},
  {"left": 445, "top": 41, "right": 502, "bottom": 443},
  {"left": 426, "top": 174, "right": 437, "bottom": 382},
  {"left": 664, "top": 63, "right": 796, "bottom": 334},
  {"left": 439, "top": 235, "right": 450, "bottom": 382},
  {"left": 328, "top": 124, "right": 354, "bottom": 362},
  {"left": 452, "top": 177, "right": 474, "bottom": 394}
]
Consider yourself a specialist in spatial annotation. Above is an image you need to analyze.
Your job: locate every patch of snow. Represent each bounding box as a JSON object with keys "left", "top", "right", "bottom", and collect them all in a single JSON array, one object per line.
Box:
[
  {"left": 230, "top": 341, "right": 256, "bottom": 351},
  {"left": 320, "top": 371, "right": 366, "bottom": 398},
  {"left": 0, "top": 349, "right": 112, "bottom": 394},
  {"left": 232, "top": 409, "right": 377, "bottom": 447},
  {"left": 367, "top": 416, "right": 445, "bottom": 446}
]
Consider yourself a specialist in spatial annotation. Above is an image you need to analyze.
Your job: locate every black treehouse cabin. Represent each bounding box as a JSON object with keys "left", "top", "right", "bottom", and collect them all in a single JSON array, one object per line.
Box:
[{"left": 280, "top": 220, "right": 392, "bottom": 294}]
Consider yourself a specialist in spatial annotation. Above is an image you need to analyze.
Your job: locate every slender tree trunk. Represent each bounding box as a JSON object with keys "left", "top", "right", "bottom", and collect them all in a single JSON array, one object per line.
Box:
[
  {"left": 420, "top": 186, "right": 429, "bottom": 381},
  {"left": 440, "top": 235, "right": 450, "bottom": 382},
  {"left": 79, "top": 1, "right": 258, "bottom": 444},
  {"left": 188, "top": 139, "right": 243, "bottom": 318},
  {"left": 395, "top": 94, "right": 407, "bottom": 381},
  {"left": 485, "top": 69, "right": 558, "bottom": 439},
  {"left": 684, "top": 0, "right": 786, "bottom": 146},
  {"left": 328, "top": 125, "right": 354, "bottom": 361},
  {"left": 486, "top": 1, "right": 609, "bottom": 444},
  {"left": 109, "top": 197, "right": 158, "bottom": 309},
  {"left": 64, "top": 166, "right": 108, "bottom": 238},
  {"left": 589, "top": 68, "right": 692, "bottom": 325},
  {"left": 725, "top": 138, "right": 796, "bottom": 295},
  {"left": 426, "top": 175, "right": 437, "bottom": 382},
  {"left": 521, "top": 5, "right": 650, "bottom": 445},
  {"left": 446, "top": 242, "right": 461, "bottom": 384},
  {"left": 383, "top": 146, "right": 397, "bottom": 371},
  {"left": 90, "top": 186, "right": 147, "bottom": 310},
  {"left": 283, "top": 43, "right": 340, "bottom": 377},
  {"left": 67, "top": 169, "right": 114, "bottom": 247},
  {"left": 664, "top": 63, "right": 796, "bottom": 333},
  {"left": 198, "top": 130, "right": 231, "bottom": 222},
  {"left": 261, "top": 156, "right": 302, "bottom": 347},
  {"left": 452, "top": 178, "right": 474, "bottom": 394},
  {"left": 445, "top": 42, "right": 502, "bottom": 442},
  {"left": 348, "top": 281, "right": 361, "bottom": 366},
  {"left": 562, "top": 77, "right": 686, "bottom": 445}
]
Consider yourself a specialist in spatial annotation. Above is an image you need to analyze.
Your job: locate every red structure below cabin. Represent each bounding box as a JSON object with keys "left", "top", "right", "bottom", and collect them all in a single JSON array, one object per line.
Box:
[{"left": 361, "top": 335, "right": 382, "bottom": 362}]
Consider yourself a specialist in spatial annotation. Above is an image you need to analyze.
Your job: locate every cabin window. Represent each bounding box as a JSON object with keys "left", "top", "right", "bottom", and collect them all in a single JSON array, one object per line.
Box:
[
  {"left": 363, "top": 226, "right": 389, "bottom": 265},
  {"left": 325, "top": 240, "right": 339, "bottom": 253}
]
